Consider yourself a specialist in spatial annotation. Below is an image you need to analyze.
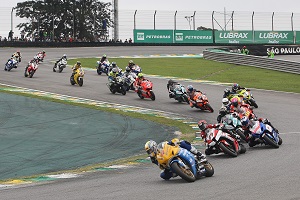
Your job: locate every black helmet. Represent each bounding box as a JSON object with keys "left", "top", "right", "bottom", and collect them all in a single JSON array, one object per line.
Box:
[
  {"left": 112, "top": 62, "right": 116, "bottom": 67},
  {"left": 76, "top": 61, "right": 81, "bottom": 65}
]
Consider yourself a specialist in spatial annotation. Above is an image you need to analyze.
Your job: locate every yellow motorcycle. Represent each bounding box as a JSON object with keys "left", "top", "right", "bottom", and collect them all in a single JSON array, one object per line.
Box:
[
  {"left": 156, "top": 141, "right": 214, "bottom": 182},
  {"left": 238, "top": 89, "right": 258, "bottom": 108},
  {"left": 70, "top": 68, "right": 84, "bottom": 87}
]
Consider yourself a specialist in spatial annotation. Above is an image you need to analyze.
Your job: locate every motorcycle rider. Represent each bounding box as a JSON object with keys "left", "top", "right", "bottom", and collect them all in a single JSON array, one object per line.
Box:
[
  {"left": 72, "top": 61, "right": 82, "bottom": 77},
  {"left": 221, "top": 98, "right": 231, "bottom": 112},
  {"left": 36, "top": 50, "right": 46, "bottom": 62},
  {"left": 145, "top": 138, "right": 207, "bottom": 180},
  {"left": 187, "top": 85, "right": 203, "bottom": 108},
  {"left": 100, "top": 54, "right": 108, "bottom": 63},
  {"left": 241, "top": 116, "right": 279, "bottom": 145},
  {"left": 198, "top": 120, "right": 224, "bottom": 155},
  {"left": 110, "top": 62, "right": 122, "bottom": 73},
  {"left": 230, "top": 97, "right": 256, "bottom": 120},
  {"left": 127, "top": 60, "right": 136, "bottom": 70},
  {"left": 231, "top": 83, "right": 245, "bottom": 94},
  {"left": 55, "top": 54, "right": 67, "bottom": 66},
  {"left": 11, "top": 50, "right": 22, "bottom": 62},
  {"left": 134, "top": 73, "right": 148, "bottom": 95},
  {"left": 108, "top": 68, "right": 120, "bottom": 87},
  {"left": 167, "top": 79, "right": 180, "bottom": 98},
  {"left": 4, "top": 57, "right": 18, "bottom": 70}
]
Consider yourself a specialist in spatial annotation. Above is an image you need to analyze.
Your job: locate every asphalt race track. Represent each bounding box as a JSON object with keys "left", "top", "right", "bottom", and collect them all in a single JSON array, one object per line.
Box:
[{"left": 0, "top": 47, "right": 300, "bottom": 200}]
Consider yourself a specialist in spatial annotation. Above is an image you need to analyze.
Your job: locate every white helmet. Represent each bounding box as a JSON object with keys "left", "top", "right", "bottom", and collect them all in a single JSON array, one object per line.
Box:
[
  {"left": 222, "top": 98, "right": 229, "bottom": 106},
  {"left": 145, "top": 140, "right": 157, "bottom": 157}
]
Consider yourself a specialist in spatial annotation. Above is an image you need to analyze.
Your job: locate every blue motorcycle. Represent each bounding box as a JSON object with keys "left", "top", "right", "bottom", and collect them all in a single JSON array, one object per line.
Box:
[
  {"left": 156, "top": 142, "right": 214, "bottom": 182},
  {"left": 169, "top": 84, "right": 189, "bottom": 103},
  {"left": 249, "top": 120, "right": 282, "bottom": 148},
  {"left": 4, "top": 58, "right": 18, "bottom": 71},
  {"left": 96, "top": 61, "right": 110, "bottom": 76}
]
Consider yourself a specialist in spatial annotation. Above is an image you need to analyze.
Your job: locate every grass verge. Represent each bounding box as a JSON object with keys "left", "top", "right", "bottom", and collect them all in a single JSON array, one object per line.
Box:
[{"left": 68, "top": 57, "right": 300, "bottom": 93}]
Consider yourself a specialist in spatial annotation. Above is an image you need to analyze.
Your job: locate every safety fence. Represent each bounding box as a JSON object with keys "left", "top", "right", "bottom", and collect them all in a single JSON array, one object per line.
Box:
[{"left": 203, "top": 49, "right": 300, "bottom": 75}]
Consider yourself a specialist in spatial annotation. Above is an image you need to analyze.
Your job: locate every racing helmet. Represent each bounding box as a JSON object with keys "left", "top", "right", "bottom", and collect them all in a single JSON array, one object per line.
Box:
[
  {"left": 112, "top": 68, "right": 117, "bottom": 73},
  {"left": 138, "top": 73, "right": 144, "bottom": 79},
  {"left": 232, "top": 83, "right": 239, "bottom": 92},
  {"left": 76, "top": 61, "right": 81, "bottom": 65},
  {"left": 103, "top": 54, "right": 107, "bottom": 58},
  {"left": 128, "top": 60, "right": 134, "bottom": 66},
  {"left": 187, "top": 85, "right": 194, "bottom": 92},
  {"left": 63, "top": 54, "right": 67, "bottom": 59},
  {"left": 198, "top": 120, "right": 208, "bottom": 131},
  {"left": 125, "top": 66, "right": 131, "bottom": 72},
  {"left": 222, "top": 98, "right": 230, "bottom": 106},
  {"left": 231, "top": 97, "right": 239, "bottom": 107},
  {"left": 111, "top": 62, "right": 116, "bottom": 67},
  {"left": 145, "top": 140, "right": 157, "bottom": 157},
  {"left": 170, "top": 138, "right": 180, "bottom": 146}
]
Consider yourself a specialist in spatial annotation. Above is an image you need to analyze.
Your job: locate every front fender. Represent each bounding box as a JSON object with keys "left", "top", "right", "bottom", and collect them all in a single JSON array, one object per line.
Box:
[{"left": 169, "top": 149, "right": 197, "bottom": 176}]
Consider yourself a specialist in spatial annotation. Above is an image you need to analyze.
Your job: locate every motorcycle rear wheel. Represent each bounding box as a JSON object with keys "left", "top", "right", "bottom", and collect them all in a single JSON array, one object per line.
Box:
[
  {"left": 219, "top": 140, "right": 238, "bottom": 157},
  {"left": 170, "top": 162, "right": 196, "bottom": 182}
]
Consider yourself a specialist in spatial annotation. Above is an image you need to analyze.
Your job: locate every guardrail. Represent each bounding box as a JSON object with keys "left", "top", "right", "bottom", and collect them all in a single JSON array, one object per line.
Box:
[{"left": 203, "top": 50, "right": 300, "bottom": 75}]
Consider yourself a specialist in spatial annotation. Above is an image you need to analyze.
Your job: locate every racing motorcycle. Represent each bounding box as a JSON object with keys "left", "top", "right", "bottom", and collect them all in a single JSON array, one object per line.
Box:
[
  {"left": 238, "top": 89, "right": 258, "bottom": 108},
  {"left": 107, "top": 76, "right": 127, "bottom": 95},
  {"left": 220, "top": 112, "right": 248, "bottom": 142},
  {"left": 155, "top": 141, "right": 214, "bottom": 182},
  {"left": 190, "top": 92, "right": 214, "bottom": 112},
  {"left": 53, "top": 59, "right": 67, "bottom": 73},
  {"left": 122, "top": 72, "right": 136, "bottom": 91},
  {"left": 136, "top": 80, "right": 155, "bottom": 101},
  {"left": 24, "top": 61, "right": 38, "bottom": 78},
  {"left": 36, "top": 52, "right": 45, "bottom": 63},
  {"left": 70, "top": 68, "right": 85, "bottom": 86},
  {"left": 247, "top": 120, "right": 282, "bottom": 148},
  {"left": 131, "top": 65, "right": 142, "bottom": 75},
  {"left": 96, "top": 60, "right": 110, "bottom": 76},
  {"left": 169, "top": 84, "right": 189, "bottom": 103},
  {"left": 202, "top": 126, "right": 246, "bottom": 157},
  {"left": 4, "top": 57, "right": 18, "bottom": 71}
]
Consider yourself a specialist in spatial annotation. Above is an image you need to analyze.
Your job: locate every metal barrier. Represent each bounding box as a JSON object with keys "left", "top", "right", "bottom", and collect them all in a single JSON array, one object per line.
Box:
[{"left": 203, "top": 50, "right": 300, "bottom": 75}]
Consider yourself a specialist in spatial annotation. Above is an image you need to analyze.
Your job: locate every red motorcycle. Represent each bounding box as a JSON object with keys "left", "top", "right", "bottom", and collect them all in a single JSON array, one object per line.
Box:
[
  {"left": 190, "top": 91, "right": 214, "bottom": 112},
  {"left": 24, "top": 62, "right": 38, "bottom": 78},
  {"left": 136, "top": 80, "right": 155, "bottom": 101},
  {"left": 202, "top": 126, "right": 246, "bottom": 157}
]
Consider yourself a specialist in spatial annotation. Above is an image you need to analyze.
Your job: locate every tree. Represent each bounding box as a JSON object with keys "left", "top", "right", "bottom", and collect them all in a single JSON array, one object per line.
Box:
[{"left": 14, "top": 0, "right": 112, "bottom": 41}]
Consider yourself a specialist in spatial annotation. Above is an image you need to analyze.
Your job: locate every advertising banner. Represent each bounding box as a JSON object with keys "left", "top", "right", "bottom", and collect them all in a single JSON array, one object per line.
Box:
[
  {"left": 174, "top": 30, "right": 213, "bottom": 43},
  {"left": 295, "top": 31, "right": 300, "bottom": 44},
  {"left": 254, "top": 31, "right": 294, "bottom": 44},
  {"left": 134, "top": 30, "right": 173, "bottom": 43},
  {"left": 214, "top": 31, "right": 253, "bottom": 44}
]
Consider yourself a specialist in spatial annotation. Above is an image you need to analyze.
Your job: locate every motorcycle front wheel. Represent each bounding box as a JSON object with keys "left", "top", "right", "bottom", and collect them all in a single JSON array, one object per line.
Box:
[
  {"left": 170, "top": 162, "right": 196, "bottom": 182},
  {"left": 29, "top": 70, "right": 35, "bottom": 78},
  {"left": 249, "top": 99, "right": 258, "bottom": 108},
  {"left": 203, "top": 162, "right": 214, "bottom": 177},
  {"left": 205, "top": 103, "right": 214, "bottom": 112},
  {"left": 78, "top": 77, "right": 83, "bottom": 87},
  {"left": 219, "top": 140, "right": 238, "bottom": 157},
  {"left": 150, "top": 91, "right": 155, "bottom": 101},
  {"left": 263, "top": 134, "right": 279, "bottom": 148}
]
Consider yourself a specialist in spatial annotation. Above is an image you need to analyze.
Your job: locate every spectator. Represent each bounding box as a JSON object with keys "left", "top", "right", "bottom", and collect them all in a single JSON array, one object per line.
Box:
[
  {"left": 129, "top": 38, "right": 132, "bottom": 43},
  {"left": 8, "top": 30, "right": 14, "bottom": 41},
  {"left": 124, "top": 39, "right": 128, "bottom": 43}
]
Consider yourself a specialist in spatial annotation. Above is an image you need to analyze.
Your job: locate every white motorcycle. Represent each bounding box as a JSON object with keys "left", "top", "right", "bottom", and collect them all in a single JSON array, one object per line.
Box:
[{"left": 53, "top": 59, "right": 67, "bottom": 73}]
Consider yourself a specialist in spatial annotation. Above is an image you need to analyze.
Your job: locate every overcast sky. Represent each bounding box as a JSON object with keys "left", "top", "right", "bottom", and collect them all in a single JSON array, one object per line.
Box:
[{"left": 4, "top": 0, "right": 300, "bottom": 13}]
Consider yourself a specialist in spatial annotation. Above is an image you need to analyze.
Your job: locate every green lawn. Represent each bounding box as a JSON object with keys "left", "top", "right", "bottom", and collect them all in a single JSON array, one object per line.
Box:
[{"left": 69, "top": 57, "right": 300, "bottom": 93}]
